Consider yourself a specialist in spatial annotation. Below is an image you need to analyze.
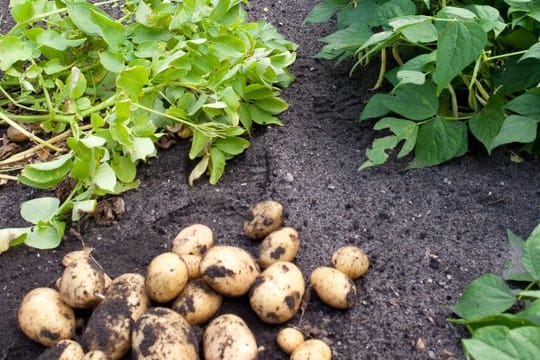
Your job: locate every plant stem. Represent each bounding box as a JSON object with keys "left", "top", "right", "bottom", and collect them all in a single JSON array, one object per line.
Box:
[
  {"left": 486, "top": 50, "right": 528, "bottom": 61},
  {"left": 447, "top": 84, "right": 458, "bottom": 118},
  {"left": 0, "top": 86, "right": 48, "bottom": 113},
  {"left": 0, "top": 111, "right": 63, "bottom": 152}
]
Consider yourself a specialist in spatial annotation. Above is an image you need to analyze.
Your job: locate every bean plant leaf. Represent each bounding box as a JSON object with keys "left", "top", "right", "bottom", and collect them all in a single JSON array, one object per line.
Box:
[
  {"left": 382, "top": 82, "right": 439, "bottom": 121},
  {"left": 303, "top": 0, "right": 348, "bottom": 24},
  {"left": 519, "top": 42, "right": 540, "bottom": 62},
  {"left": 462, "top": 326, "right": 540, "bottom": 360},
  {"left": 505, "top": 88, "right": 540, "bottom": 117},
  {"left": 489, "top": 115, "right": 540, "bottom": 152},
  {"left": 433, "top": 21, "right": 487, "bottom": 94},
  {"left": 412, "top": 117, "right": 468, "bottom": 167},
  {"left": 469, "top": 95, "right": 506, "bottom": 153},
  {"left": 521, "top": 229, "right": 540, "bottom": 280},
  {"left": 453, "top": 274, "right": 516, "bottom": 320},
  {"left": 504, "top": 229, "right": 534, "bottom": 282}
]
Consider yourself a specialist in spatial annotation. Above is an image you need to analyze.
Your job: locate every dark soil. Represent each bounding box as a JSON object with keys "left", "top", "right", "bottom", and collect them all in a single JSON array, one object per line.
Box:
[{"left": 1, "top": 1, "right": 539, "bottom": 359}]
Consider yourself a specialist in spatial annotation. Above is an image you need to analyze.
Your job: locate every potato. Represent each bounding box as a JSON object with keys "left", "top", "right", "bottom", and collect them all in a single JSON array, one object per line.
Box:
[
  {"left": 310, "top": 267, "right": 356, "bottom": 309},
  {"left": 18, "top": 288, "right": 76, "bottom": 347},
  {"left": 276, "top": 327, "right": 305, "bottom": 354},
  {"left": 290, "top": 339, "right": 332, "bottom": 360},
  {"left": 62, "top": 248, "right": 93, "bottom": 267},
  {"left": 6, "top": 125, "right": 28, "bottom": 142},
  {"left": 82, "top": 351, "right": 107, "bottom": 360},
  {"left": 258, "top": 227, "right": 299, "bottom": 269},
  {"left": 37, "top": 339, "right": 84, "bottom": 360},
  {"left": 331, "top": 246, "right": 369, "bottom": 279},
  {"left": 172, "top": 224, "right": 213, "bottom": 256},
  {"left": 145, "top": 252, "right": 189, "bottom": 303},
  {"left": 57, "top": 257, "right": 111, "bottom": 309},
  {"left": 244, "top": 200, "right": 284, "bottom": 240},
  {"left": 249, "top": 261, "right": 305, "bottom": 324},
  {"left": 200, "top": 245, "right": 259, "bottom": 297},
  {"left": 181, "top": 254, "right": 202, "bottom": 279},
  {"left": 172, "top": 279, "right": 223, "bottom": 325},
  {"left": 203, "top": 314, "right": 258, "bottom": 360},
  {"left": 81, "top": 273, "right": 150, "bottom": 360},
  {"left": 132, "top": 307, "right": 198, "bottom": 360}
]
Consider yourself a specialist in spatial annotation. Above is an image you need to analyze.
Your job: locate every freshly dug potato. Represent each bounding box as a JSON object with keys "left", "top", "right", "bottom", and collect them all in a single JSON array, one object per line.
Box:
[
  {"left": 81, "top": 273, "right": 150, "bottom": 360},
  {"left": 172, "top": 279, "right": 223, "bottom": 325},
  {"left": 172, "top": 224, "right": 214, "bottom": 256},
  {"left": 290, "top": 339, "right": 332, "bottom": 360},
  {"left": 310, "top": 267, "right": 356, "bottom": 309},
  {"left": 145, "top": 252, "right": 189, "bottom": 303},
  {"left": 244, "top": 200, "right": 284, "bottom": 240},
  {"left": 57, "top": 257, "right": 111, "bottom": 309},
  {"left": 132, "top": 307, "right": 198, "bottom": 360},
  {"left": 181, "top": 254, "right": 202, "bottom": 279},
  {"left": 203, "top": 314, "right": 258, "bottom": 360},
  {"left": 37, "top": 339, "right": 84, "bottom": 360},
  {"left": 331, "top": 246, "right": 369, "bottom": 279},
  {"left": 200, "top": 245, "right": 259, "bottom": 297},
  {"left": 62, "top": 248, "right": 93, "bottom": 267},
  {"left": 276, "top": 327, "right": 305, "bottom": 354},
  {"left": 258, "top": 227, "right": 299, "bottom": 269},
  {"left": 18, "top": 288, "right": 76, "bottom": 347},
  {"left": 249, "top": 261, "right": 305, "bottom": 324},
  {"left": 82, "top": 351, "right": 107, "bottom": 360}
]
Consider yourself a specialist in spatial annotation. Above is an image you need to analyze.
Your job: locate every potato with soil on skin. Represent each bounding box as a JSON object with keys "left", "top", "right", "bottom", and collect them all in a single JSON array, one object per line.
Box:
[
  {"left": 37, "top": 339, "right": 84, "bottom": 360},
  {"left": 244, "top": 200, "right": 284, "bottom": 240},
  {"left": 132, "top": 307, "right": 198, "bottom": 360},
  {"left": 290, "top": 339, "right": 332, "bottom": 360},
  {"left": 145, "top": 252, "right": 189, "bottom": 303},
  {"left": 276, "top": 327, "right": 305, "bottom": 354},
  {"left": 81, "top": 273, "right": 150, "bottom": 360},
  {"left": 200, "top": 245, "right": 259, "bottom": 297},
  {"left": 18, "top": 287, "right": 76, "bottom": 347},
  {"left": 57, "top": 256, "right": 111, "bottom": 309},
  {"left": 258, "top": 227, "right": 299, "bottom": 269},
  {"left": 249, "top": 261, "right": 305, "bottom": 324},
  {"left": 82, "top": 351, "right": 107, "bottom": 360},
  {"left": 331, "top": 245, "right": 369, "bottom": 279},
  {"left": 62, "top": 248, "right": 94, "bottom": 267},
  {"left": 181, "top": 254, "right": 202, "bottom": 279},
  {"left": 310, "top": 266, "right": 357, "bottom": 309},
  {"left": 172, "top": 224, "right": 214, "bottom": 256},
  {"left": 171, "top": 279, "right": 223, "bottom": 325},
  {"left": 203, "top": 314, "right": 258, "bottom": 360}
]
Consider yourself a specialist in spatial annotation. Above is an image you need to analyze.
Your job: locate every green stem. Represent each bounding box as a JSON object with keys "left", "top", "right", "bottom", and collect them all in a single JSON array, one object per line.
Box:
[
  {"left": 0, "top": 111, "right": 63, "bottom": 152},
  {"left": 0, "top": 85, "right": 48, "bottom": 113},
  {"left": 447, "top": 84, "right": 459, "bottom": 118},
  {"left": 56, "top": 182, "right": 84, "bottom": 217},
  {"left": 486, "top": 50, "right": 528, "bottom": 61}
]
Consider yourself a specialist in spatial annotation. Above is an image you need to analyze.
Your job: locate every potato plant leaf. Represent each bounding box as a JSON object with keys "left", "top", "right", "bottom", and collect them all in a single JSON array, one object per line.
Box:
[{"left": 20, "top": 197, "right": 60, "bottom": 224}]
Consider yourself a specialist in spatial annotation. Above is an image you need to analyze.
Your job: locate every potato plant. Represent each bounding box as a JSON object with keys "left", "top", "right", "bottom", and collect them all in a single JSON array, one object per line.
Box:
[
  {"left": 0, "top": 0, "right": 297, "bottom": 253},
  {"left": 305, "top": 0, "right": 540, "bottom": 169}
]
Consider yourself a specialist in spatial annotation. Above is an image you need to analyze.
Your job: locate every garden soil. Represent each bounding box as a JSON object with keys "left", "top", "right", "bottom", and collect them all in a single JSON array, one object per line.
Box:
[{"left": 1, "top": 1, "right": 539, "bottom": 359}]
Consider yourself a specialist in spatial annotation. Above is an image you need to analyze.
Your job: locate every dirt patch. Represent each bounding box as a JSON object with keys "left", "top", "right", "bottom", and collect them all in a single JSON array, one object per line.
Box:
[{"left": 1, "top": 1, "right": 539, "bottom": 359}]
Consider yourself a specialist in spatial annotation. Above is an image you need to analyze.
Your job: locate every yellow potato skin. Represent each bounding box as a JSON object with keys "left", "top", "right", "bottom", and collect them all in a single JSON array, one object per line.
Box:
[
  {"left": 172, "top": 224, "right": 214, "bottom": 256},
  {"left": 145, "top": 252, "right": 189, "bottom": 303},
  {"left": 290, "top": 339, "right": 332, "bottom": 360},
  {"left": 276, "top": 327, "right": 305, "bottom": 354},
  {"left": 203, "top": 314, "right": 258, "bottom": 360},
  {"left": 331, "top": 246, "right": 369, "bottom": 279},
  {"left": 310, "top": 266, "right": 357, "bottom": 309},
  {"left": 244, "top": 200, "right": 284, "bottom": 240},
  {"left": 258, "top": 227, "right": 299, "bottom": 269}
]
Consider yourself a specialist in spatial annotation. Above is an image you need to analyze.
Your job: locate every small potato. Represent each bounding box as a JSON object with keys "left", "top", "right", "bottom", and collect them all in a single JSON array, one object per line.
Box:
[
  {"left": 249, "top": 261, "right": 305, "bottom": 324},
  {"left": 203, "top": 314, "right": 258, "bottom": 360},
  {"left": 57, "top": 257, "right": 111, "bottom": 309},
  {"left": 172, "top": 279, "right": 223, "bottom": 325},
  {"left": 244, "top": 200, "right": 284, "bottom": 240},
  {"left": 6, "top": 125, "right": 29, "bottom": 142},
  {"left": 132, "top": 307, "right": 198, "bottom": 360},
  {"left": 258, "top": 227, "right": 299, "bottom": 269},
  {"left": 200, "top": 245, "right": 259, "bottom": 297},
  {"left": 181, "top": 254, "right": 202, "bottom": 279},
  {"left": 276, "top": 327, "right": 305, "bottom": 354},
  {"left": 290, "top": 339, "right": 332, "bottom": 360},
  {"left": 37, "top": 339, "right": 84, "bottom": 360},
  {"left": 145, "top": 252, "right": 189, "bottom": 303},
  {"left": 310, "top": 267, "right": 356, "bottom": 309},
  {"left": 172, "top": 224, "right": 214, "bottom": 256},
  {"left": 62, "top": 248, "right": 93, "bottom": 267},
  {"left": 331, "top": 246, "right": 369, "bottom": 279},
  {"left": 82, "top": 351, "right": 107, "bottom": 360},
  {"left": 81, "top": 273, "right": 150, "bottom": 360},
  {"left": 18, "top": 288, "right": 76, "bottom": 347}
]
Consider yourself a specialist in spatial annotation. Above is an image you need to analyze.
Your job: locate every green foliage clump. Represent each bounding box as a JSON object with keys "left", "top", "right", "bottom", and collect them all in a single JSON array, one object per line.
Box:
[
  {"left": 0, "top": 0, "right": 297, "bottom": 252},
  {"left": 305, "top": 0, "right": 540, "bottom": 169}
]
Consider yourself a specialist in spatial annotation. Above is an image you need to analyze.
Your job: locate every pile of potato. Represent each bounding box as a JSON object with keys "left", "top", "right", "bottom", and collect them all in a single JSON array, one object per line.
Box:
[{"left": 17, "top": 200, "right": 370, "bottom": 360}]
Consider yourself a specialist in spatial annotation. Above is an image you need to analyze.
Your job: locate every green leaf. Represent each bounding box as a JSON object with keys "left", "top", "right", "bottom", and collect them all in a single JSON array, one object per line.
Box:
[
  {"left": 383, "top": 82, "right": 439, "bottom": 121},
  {"left": 25, "top": 221, "right": 65, "bottom": 250},
  {"left": 389, "top": 16, "right": 438, "bottom": 43},
  {"left": 65, "top": 67, "right": 87, "bottom": 100},
  {"left": 360, "top": 136, "right": 399, "bottom": 170},
  {"left": 433, "top": 21, "right": 487, "bottom": 94},
  {"left": 72, "top": 200, "right": 97, "bottom": 221},
  {"left": 318, "top": 23, "right": 372, "bottom": 50},
  {"left": 0, "top": 35, "right": 33, "bottom": 71},
  {"left": 521, "top": 230, "right": 540, "bottom": 280},
  {"left": 189, "top": 156, "right": 209, "bottom": 187},
  {"left": 453, "top": 274, "right": 516, "bottom": 320},
  {"left": 303, "top": 0, "right": 348, "bottom": 24},
  {"left": 209, "top": 147, "right": 226, "bottom": 184},
  {"left": 36, "top": 30, "right": 86, "bottom": 50},
  {"left": 19, "top": 154, "right": 73, "bottom": 189},
  {"left": 0, "top": 228, "right": 30, "bottom": 253},
  {"left": 94, "top": 162, "right": 117, "bottom": 192},
  {"left": 519, "top": 42, "right": 540, "bottom": 62},
  {"left": 370, "top": 0, "right": 417, "bottom": 27},
  {"left": 117, "top": 66, "right": 150, "bottom": 99},
  {"left": 214, "top": 137, "right": 250, "bottom": 156},
  {"left": 489, "top": 115, "right": 540, "bottom": 152},
  {"left": 469, "top": 95, "right": 506, "bottom": 153},
  {"left": 99, "top": 51, "right": 125, "bottom": 73},
  {"left": 413, "top": 117, "right": 468, "bottom": 167},
  {"left": 505, "top": 88, "right": 540, "bottom": 117},
  {"left": 504, "top": 229, "right": 534, "bottom": 282},
  {"left": 360, "top": 94, "right": 391, "bottom": 121},
  {"left": 248, "top": 104, "right": 283, "bottom": 126},
  {"left": 450, "top": 313, "right": 537, "bottom": 332},
  {"left": 189, "top": 130, "right": 210, "bottom": 160},
  {"left": 463, "top": 326, "right": 540, "bottom": 360},
  {"left": 111, "top": 154, "right": 137, "bottom": 183},
  {"left": 255, "top": 97, "right": 289, "bottom": 114},
  {"left": 131, "top": 137, "right": 156, "bottom": 162},
  {"left": 20, "top": 197, "right": 60, "bottom": 224}
]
